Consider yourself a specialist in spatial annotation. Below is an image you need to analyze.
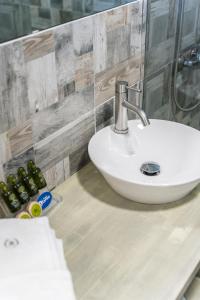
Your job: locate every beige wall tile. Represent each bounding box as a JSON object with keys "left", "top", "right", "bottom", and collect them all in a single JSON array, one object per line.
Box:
[
  {"left": 0, "top": 164, "right": 5, "bottom": 181},
  {"left": 44, "top": 159, "right": 65, "bottom": 190},
  {"left": 0, "top": 41, "right": 30, "bottom": 134},
  {"left": 73, "top": 17, "right": 93, "bottom": 56},
  {"left": 95, "top": 56, "right": 141, "bottom": 106},
  {"left": 94, "top": 13, "right": 107, "bottom": 74},
  {"left": 54, "top": 23, "right": 75, "bottom": 101},
  {"left": 27, "top": 52, "right": 58, "bottom": 114},
  {"left": 23, "top": 31, "right": 55, "bottom": 62},
  {"left": 75, "top": 52, "right": 94, "bottom": 91},
  {"left": 127, "top": 1, "right": 142, "bottom": 58},
  {"left": 106, "top": 6, "right": 127, "bottom": 31},
  {"left": 64, "top": 157, "right": 70, "bottom": 180},
  {"left": 0, "top": 132, "right": 12, "bottom": 164},
  {"left": 8, "top": 120, "right": 33, "bottom": 157}
]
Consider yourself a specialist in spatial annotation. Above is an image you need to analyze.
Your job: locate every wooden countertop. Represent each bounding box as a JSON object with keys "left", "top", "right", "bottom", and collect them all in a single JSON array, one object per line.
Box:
[{"left": 49, "top": 163, "right": 200, "bottom": 300}]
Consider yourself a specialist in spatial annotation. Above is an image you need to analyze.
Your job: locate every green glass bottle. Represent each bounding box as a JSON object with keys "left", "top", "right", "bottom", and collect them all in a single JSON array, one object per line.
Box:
[
  {"left": 17, "top": 167, "right": 38, "bottom": 197},
  {"left": 27, "top": 160, "right": 47, "bottom": 190},
  {"left": 0, "top": 181, "right": 21, "bottom": 213},
  {"left": 7, "top": 174, "right": 30, "bottom": 204},
  {"left": 27, "top": 160, "right": 36, "bottom": 172}
]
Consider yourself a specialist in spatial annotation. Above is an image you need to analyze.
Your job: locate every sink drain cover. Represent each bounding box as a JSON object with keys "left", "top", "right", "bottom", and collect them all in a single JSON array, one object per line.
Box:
[{"left": 140, "top": 162, "right": 160, "bottom": 176}]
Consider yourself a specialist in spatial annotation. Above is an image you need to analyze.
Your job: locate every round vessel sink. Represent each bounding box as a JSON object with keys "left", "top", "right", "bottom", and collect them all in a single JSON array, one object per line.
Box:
[{"left": 88, "top": 120, "right": 200, "bottom": 204}]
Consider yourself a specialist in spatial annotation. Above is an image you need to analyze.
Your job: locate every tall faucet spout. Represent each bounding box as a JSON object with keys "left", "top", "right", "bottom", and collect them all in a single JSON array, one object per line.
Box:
[
  {"left": 114, "top": 80, "right": 150, "bottom": 134},
  {"left": 122, "top": 100, "right": 150, "bottom": 127}
]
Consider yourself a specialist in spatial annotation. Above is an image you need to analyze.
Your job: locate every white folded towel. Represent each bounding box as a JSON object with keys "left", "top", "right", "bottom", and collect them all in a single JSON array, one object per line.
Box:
[
  {"left": 0, "top": 271, "right": 76, "bottom": 300},
  {"left": 0, "top": 218, "right": 61, "bottom": 277},
  {"left": 0, "top": 217, "right": 76, "bottom": 300}
]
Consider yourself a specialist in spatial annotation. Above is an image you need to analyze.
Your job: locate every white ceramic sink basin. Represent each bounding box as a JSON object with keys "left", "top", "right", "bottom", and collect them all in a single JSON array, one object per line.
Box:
[{"left": 88, "top": 120, "right": 200, "bottom": 204}]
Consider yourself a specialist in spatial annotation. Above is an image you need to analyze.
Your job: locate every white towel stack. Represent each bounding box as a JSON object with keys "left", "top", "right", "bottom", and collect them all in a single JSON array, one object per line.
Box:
[{"left": 0, "top": 217, "right": 76, "bottom": 300}]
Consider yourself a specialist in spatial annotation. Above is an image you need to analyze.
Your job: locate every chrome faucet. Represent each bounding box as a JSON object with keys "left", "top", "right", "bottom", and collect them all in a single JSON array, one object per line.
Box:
[
  {"left": 178, "top": 46, "right": 200, "bottom": 69},
  {"left": 114, "top": 81, "right": 150, "bottom": 134}
]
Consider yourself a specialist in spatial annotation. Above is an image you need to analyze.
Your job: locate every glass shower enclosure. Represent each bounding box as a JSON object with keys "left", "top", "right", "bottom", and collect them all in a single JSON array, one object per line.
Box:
[
  {"left": 144, "top": 0, "right": 200, "bottom": 131},
  {"left": 172, "top": 0, "right": 200, "bottom": 130}
]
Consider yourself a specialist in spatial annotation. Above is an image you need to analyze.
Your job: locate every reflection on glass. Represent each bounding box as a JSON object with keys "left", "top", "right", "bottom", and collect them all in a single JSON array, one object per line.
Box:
[{"left": 0, "top": 0, "right": 133, "bottom": 43}]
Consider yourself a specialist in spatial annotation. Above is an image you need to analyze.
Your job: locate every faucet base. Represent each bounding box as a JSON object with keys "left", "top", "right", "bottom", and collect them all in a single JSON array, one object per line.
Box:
[{"left": 113, "top": 127, "right": 128, "bottom": 134}]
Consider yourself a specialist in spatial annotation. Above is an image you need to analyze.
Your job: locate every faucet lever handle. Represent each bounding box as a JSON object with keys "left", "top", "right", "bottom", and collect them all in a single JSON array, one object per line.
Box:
[
  {"left": 126, "top": 86, "right": 142, "bottom": 93},
  {"left": 126, "top": 81, "right": 143, "bottom": 94}
]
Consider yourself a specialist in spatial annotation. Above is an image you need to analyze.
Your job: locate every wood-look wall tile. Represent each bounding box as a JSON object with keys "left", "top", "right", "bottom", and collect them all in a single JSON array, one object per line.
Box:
[
  {"left": 23, "top": 31, "right": 55, "bottom": 62},
  {"left": 140, "top": 0, "right": 148, "bottom": 79},
  {"left": 43, "top": 159, "right": 65, "bottom": 190},
  {"left": 106, "top": 5, "right": 127, "bottom": 32},
  {"left": 95, "top": 56, "right": 141, "bottom": 106},
  {"left": 69, "top": 144, "right": 90, "bottom": 176},
  {"left": 95, "top": 98, "right": 114, "bottom": 131},
  {"left": 34, "top": 112, "right": 95, "bottom": 171},
  {"left": 54, "top": 23, "right": 75, "bottom": 102},
  {"left": 32, "top": 86, "right": 94, "bottom": 143},
  {"left": 127, "top": 1, "right": 143, "bottom": 58},
  {"left": 0, "top": 205, "right": 5, "bottom": 217},
  {"left": 27, "top": 52, "right": 58, "bottom": 114},
  {"left": 8, "top": 120, "right": 33, "bottom": 158},
  {"left": 0, "top": 165, "right": 5, "bottom": 182},
  {"left": 145, "top": 0, "right": 178, "bottom": 76},
  {"left": 75, "top": 52, "right": 94, "bottom": 92},
  {"left": 3, "top": 147, "right": 34, "bottom": 176},
  {"left": 145, "top": 39, "right": 175, "bottom": 77},
  {"left": 144, "top": 65, "right": 171, "bottom": 120},
  {"left": 0, "top": 41, "right": 29, "bottom": 134},
  {"left": 73, "top": 17, "right": 93, "bottom": 56},
  {"left": 0, "top": 132, "right": 12, "bottom": 165},
  {"left": 94, "top": 2, "right": 143, "bottom": 106},
  {"left": 63, "top": 156, "right": 70, "bottom": 180},
  {"left": 181, "top": 0, "right": 200, "bottom": 50},
  {"left": 106, "top": 25, "right": 131, "bottom": 70},
  {"left": 197, "top": 5, "right": 200, "bottom": 41},
  {"left": 63, "top": 81, "right": 76, "bottom": 97},
  {"left": 144, "top": 0, "right": 178, "bottom": 123},
  {"left": 94, "top": 12, "right": 107, "bottom": 74},
  {"left": 94, "top": 5, "right": 131, "bottom": 74}
]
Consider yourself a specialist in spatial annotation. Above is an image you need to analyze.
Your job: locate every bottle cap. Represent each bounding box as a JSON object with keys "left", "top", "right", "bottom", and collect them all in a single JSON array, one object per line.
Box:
[
  {"left": 27, "top": 201, "right": 42, "bottom": 217},
  {"left": 0, "top": 181, "right": 6, "bottom": 189},
  {"left": 16, "top": 211, "right": 32, "bottom": 219},
  {"left": 27, "top": 160, "right": 37, "bottom": 170},
  {"left": 17, "top": 167, "right": 27, "bottom": 177},
  {"left": 7, "top": 174, "right": 17, "bottom": 185}
]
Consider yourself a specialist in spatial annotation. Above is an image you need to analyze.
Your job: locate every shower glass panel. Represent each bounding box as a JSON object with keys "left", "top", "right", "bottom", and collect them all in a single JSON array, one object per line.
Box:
[
  {"left": 172, "top": 0, "right": 200, "bottom": 130},
  {"left": 0, "top": 0, "right": 133, "bottom": 43}
]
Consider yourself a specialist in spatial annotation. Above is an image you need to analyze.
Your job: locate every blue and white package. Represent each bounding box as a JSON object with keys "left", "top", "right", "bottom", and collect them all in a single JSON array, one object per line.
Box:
[{"left": 37, "top": 192, "right": 52, "bottom": 210}]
